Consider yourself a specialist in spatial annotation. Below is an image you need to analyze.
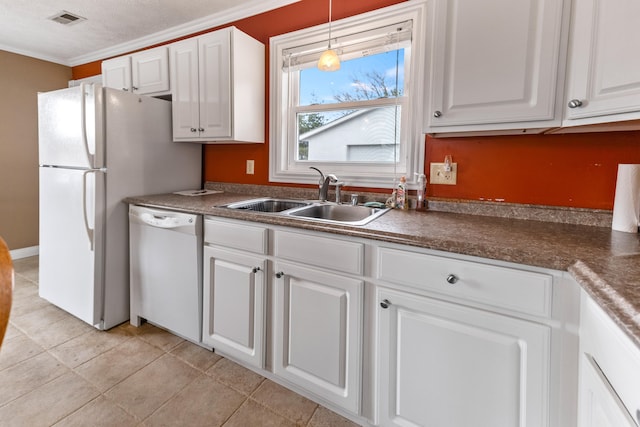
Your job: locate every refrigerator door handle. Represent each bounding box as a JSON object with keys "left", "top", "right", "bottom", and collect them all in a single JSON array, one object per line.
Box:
[
  {"left": 82, "top": 170, "right": 96, "bottom": 251},
  {"left": 79, "top": 83, "right": 95, "bottom": 168}
]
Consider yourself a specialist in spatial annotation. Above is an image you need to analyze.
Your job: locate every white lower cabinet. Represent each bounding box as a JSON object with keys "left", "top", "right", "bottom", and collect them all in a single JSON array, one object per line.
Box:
[
  {"left": 202, "top": 218, "right": 268, "bottom": 369},
  {"left": 578, "top": 291, "right": 640, "bottom": 427},
  {"left": 578, "top": 353, "right": 637, "bottom": 427},
  {"left": 376, "top": 286, "right": 550, "bottom": 427},
  {"left": 201, "top": 217, "right": 582, "bottom": 426},
  {"left": 272, "top": 228, "right": 364, "bottom": 414},
  {"left": 202, "top": 246, "right": 266, "bottom": 368},
  {"left": 273, "top": 261, "right": 363, "bottom": 414}
]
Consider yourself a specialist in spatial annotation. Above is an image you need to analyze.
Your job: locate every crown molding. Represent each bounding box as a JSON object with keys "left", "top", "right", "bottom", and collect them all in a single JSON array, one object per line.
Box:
[{"left": 67, "top": 0, "right": 300, "bottom": 67}]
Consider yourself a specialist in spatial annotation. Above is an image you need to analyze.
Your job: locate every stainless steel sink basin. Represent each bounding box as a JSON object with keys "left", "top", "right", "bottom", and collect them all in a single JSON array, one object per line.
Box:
[
  {"left": 223, "top": 198, "right": 311, "bottom": 213},
  {"left": 222, "top": 198, "right": 389, "bottom": 226},
  {"left": 286, "top": 203, "right": 389, "bottom": 225}
]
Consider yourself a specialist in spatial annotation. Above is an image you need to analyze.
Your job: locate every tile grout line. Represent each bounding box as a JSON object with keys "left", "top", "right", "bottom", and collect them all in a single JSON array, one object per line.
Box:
[
  {"left": 69, "top": 334, "right": 177, "bottom": 424},
  {"left": 6, "top": 259, "right": 359, "bottom": 427}
]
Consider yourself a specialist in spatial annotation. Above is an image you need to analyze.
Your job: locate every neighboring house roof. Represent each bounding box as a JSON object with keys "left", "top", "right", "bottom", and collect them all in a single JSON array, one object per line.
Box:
[{"left": 299, "top": 109, "right": 372, "bottom": 140}]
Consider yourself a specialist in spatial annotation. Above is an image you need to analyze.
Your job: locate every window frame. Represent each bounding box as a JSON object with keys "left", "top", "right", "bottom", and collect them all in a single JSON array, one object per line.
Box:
[{"left": 269, "top": 0, "right": 428, "bottom": 188}]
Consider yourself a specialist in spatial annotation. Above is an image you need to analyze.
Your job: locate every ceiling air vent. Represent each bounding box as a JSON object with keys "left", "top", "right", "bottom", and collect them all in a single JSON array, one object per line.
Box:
[{"left": 49, "top": 11, "right": 86, "bottom": 26}]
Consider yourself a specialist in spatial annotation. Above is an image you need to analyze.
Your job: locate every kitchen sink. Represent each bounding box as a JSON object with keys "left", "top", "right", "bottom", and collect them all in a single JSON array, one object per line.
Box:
[
  {"left": 223, "top": 198, "right": 311, "bottom": 212},
  {"left": 286, "top": 203, "right": 389, "bottom": 225},
  {"left": 222, "top": 198, "right": 389, "bottom": 226}
]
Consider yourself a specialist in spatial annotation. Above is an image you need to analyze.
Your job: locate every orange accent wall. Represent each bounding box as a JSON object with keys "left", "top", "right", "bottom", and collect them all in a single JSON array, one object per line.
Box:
[
  {"left": 72, "top": 0, "right": 640, "bottom": 210},
  {"left": 426, "top": 133, "right": 640, "bottom": 210},
  {"left": 72, "top": 61, "right": 101, "bottom": 80}
]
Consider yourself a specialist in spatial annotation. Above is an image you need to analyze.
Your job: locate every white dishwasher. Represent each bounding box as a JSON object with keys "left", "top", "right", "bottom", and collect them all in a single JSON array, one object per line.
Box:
[{"left": 129, "top": 205, "right": 205, "bottom": 345}]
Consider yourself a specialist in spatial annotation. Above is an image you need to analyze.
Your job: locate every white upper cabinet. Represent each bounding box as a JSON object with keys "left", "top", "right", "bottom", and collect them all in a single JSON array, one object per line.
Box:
[
  {"left": 102, "top": 46, "right": 169, "bottom": 96},
  {"left": 424, "top": 0, "right": 567, "bottom": 135},
  {"left": 102, "top": 56, "right": 131, "bottom": 92},
  {"left": 563, "top": 0, "right": 640, "bottom": 127},
  {"left": 131, "top": 48, "right": 170, "bottom": 95},
  {"left": 169, "top": 27, "right": 265, "bottom": 143}
]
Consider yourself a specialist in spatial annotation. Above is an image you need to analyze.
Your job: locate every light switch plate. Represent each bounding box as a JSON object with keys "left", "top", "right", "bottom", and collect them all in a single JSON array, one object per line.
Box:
[
  {"left": 430, "top": 162, "right": 457, "bottom": 185},
  {"left": 246, "top": 160, "right": 255, "bottom": 175}
]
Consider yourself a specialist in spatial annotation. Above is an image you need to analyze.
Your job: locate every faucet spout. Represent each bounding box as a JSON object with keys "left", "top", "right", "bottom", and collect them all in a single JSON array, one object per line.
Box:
[{"left": 309, "top": 167, "right": 338, "bottom": 202}]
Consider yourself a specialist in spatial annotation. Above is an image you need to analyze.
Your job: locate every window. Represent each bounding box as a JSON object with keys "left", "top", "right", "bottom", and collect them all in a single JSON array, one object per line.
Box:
[{"left": 269, "top": 1, "right": 427, "bottom": 188}]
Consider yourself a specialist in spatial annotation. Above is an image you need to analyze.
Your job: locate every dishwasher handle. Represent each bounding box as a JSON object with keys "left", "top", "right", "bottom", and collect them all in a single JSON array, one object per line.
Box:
[
  {"left": 138, "top": 212, "right": 193, "bottom": 228},
  {"left": 129, "top": 205, "right": 198, "bottom": 232}
]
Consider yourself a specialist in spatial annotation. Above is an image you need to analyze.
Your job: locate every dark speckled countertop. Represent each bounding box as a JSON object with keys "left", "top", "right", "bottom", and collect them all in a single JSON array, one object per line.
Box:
[{"left": 125, "top": 187, "right": 640, "bottom": 350}]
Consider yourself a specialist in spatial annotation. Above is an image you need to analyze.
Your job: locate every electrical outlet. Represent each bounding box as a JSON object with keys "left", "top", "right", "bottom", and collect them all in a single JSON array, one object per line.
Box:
[
  {"left": 246, "top": 160, "right": 255, "bottom": 175},
  {"left": 430, "top": 162, "right": 457, "bottom": 185}
]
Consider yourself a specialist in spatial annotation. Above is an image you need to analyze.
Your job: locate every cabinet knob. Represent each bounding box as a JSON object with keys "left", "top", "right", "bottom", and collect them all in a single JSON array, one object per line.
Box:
[
  {"left": 122, "top": 88, "right": 129, "bottom": 92},
  {"left": 198, "top": 128, "right": 205, "bottom": 132},
  {"left": 380, "top": 299, "right": 392, "bottom": 309},
  {"left": 252, "top": 267, "right": 261, "bottom": 273},
  {"left": 446, "top": 274, "right": 458, "bottom": 284},
  {"left": 568, "top": 99, "right": 583, "bottom": 108},
  {"left": 433, "top": 110, "right": 442, "bottom": 118},
  {"left": 276, "top": 271, "right": 284, "bottom": 279},
  {"left": 190, "top": 128, "right": 198, "bottom": 133},
  {"left": 132, "top": 86, "right": 139, "bottom": 91}
]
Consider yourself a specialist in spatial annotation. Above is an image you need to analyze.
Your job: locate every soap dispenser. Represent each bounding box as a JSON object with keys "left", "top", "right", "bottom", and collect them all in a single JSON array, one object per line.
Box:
[{"left": 415, "top": 172, "right": 427, "bottom": 210}]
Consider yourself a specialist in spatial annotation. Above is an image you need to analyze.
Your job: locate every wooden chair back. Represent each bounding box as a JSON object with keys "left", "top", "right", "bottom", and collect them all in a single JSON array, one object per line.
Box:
[{"left": 0, "top": 237, "right": 13, "bottom": 347}]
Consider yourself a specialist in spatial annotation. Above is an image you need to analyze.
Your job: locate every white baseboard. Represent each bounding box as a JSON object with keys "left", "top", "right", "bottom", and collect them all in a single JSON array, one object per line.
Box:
[{"left": 10, "top": 246, "right": 39, "bottom": 260}]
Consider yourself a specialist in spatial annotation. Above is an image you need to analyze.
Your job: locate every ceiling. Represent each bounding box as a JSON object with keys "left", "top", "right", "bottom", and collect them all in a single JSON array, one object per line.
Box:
[{"left": 0, "top": 0, "right": 299, "bottom": 67}]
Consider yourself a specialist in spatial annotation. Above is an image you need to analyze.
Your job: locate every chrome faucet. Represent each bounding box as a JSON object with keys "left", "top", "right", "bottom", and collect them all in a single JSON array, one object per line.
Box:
[{"left": 309, "top": 167, "right": 338, "bottom": 202}]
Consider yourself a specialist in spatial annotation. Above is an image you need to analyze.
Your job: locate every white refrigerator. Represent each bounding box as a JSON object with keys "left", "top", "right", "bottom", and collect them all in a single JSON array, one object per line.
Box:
[{"left": 38, "top": 83, "right": 201, "bottom": 330}]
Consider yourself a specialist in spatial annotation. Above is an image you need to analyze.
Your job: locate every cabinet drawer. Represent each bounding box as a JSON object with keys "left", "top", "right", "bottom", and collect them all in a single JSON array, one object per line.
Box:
[
  {"left": 377, "top": 247, "right": 552, "bottom": 317},
  {"left": 274, "top": 230, "right": 363, "bottom": 275},
  {"left": 204, "top": 218, "right": 267, "bottom": 254},
  {"left": 581, "top": 292, "right": 640, "bottom": 426}
]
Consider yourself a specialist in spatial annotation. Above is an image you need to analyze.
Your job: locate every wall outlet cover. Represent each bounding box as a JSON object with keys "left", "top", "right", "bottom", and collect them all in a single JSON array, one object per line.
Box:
[
  {"left": 430, "top": 162, "right": 457, "bottom": 185},
  {"left": 246, "top": 160, "right": 255, "bottom": 175}
]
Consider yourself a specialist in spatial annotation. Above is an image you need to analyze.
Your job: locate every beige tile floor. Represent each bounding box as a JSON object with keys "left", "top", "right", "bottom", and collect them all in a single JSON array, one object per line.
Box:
[{"left": 0, "top": 257, "right": 360, "bottom": 427}]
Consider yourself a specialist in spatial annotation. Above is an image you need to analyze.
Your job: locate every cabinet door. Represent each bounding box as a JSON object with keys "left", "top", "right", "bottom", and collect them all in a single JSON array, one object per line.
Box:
[
  {"left": 376, "top": 287, "right": 550, "bottom": 427},
  {"left": 426, "top": 0, "right": 565, "bottom": 129},
  {"left": 273, "top": 261, "right": 363, "bottom": 414},
  {"left": 102, "top": 56, "right": 131, "bottom": 92},
  {"left": 578, "top": 353, "right": 638, "bottom": 427},
  {"left": 202, "top": 246, "right": 266, "bottom": 369},
  {"left": 170, "top": 38, "right": 201, "bottom": 140},
  {"left": 564, "top": 0, "right": 640, "bottom": 122},
  {"left": 198, "top": 30, "right": 232, "bottom": 139},
  {"left": 131, "top": 47, "right": 169, "bottom": 95}
]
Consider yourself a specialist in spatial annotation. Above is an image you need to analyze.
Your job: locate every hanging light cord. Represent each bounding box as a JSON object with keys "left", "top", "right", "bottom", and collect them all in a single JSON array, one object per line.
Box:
[{"left": 328, "top": 0, "right": 333, "bottom": 48}]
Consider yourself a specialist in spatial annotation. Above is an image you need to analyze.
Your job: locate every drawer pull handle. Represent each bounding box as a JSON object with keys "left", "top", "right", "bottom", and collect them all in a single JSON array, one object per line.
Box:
[
  {"left": 276, "top": 271, "right": 284, "bottom": 279},
  {"left": 380, "top": 299, "right": 392, "bottom": 309},
  {"left": 252, "top": 267, "right": 261, "bottom": 273},
  {"left": 446, "top": 274, "right": 458, "bottom": 284}
]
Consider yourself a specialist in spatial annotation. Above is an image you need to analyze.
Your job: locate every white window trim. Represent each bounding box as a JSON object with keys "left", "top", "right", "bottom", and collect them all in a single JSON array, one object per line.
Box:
[{"left": 269, "top": 0, "right": 427, "bottom": 188}]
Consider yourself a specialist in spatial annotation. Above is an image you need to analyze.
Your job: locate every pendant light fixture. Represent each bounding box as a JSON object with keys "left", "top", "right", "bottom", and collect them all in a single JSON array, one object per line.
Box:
[{"left": 317, "top": 0, "right": 340, "bottom": 71}]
